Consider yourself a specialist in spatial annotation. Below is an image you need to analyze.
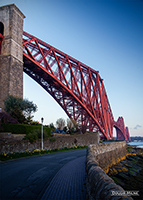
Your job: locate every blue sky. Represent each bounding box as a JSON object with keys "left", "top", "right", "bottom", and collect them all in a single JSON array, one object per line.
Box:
[{"left": 1, "top": 0, "right": 143, "bottom": 137}]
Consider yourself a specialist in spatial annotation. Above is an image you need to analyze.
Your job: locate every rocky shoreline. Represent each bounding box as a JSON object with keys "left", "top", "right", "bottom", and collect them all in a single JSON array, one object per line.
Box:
[{"left": 107, "top": 146, "right": 143, "bottom": 200}]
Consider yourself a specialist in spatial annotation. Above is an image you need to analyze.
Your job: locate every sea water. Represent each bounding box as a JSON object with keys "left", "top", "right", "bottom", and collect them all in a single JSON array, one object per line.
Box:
[{"left": 127, "top": 142, "right": 143, "bottom": 149}]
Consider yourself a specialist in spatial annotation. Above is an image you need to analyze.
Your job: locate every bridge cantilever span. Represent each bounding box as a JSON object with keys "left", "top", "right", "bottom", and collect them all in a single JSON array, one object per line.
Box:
[{"left": 23, "top": 31, "right": 130, "bottom": 141}]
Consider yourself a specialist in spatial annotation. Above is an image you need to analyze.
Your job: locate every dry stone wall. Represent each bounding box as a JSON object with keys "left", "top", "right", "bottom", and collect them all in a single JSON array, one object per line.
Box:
[
  {"left": 0, "top": 133, "right": 99, "bottom": 153},
  {"left": 86, "top": 142, "right": 133, "bottom": 200},
  {"left": 87, "top": 142, "right": 127, "bottom": 172}
]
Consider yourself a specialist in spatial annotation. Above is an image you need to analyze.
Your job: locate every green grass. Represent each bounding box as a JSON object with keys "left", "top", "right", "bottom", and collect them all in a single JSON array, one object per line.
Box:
[
  {"left": 112, "top": 177, "right": 121, "bottom": 184},
  {"left": 127, "top": 146, "right": 133, "bottom": 152},
  {"left": 0, "top": 145, "right": 87, "bottom": 161}
]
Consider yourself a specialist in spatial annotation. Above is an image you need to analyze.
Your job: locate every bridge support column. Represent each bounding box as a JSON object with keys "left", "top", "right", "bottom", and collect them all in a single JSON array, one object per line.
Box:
[{"left": 0, "top": 4, "right": 25, "bottom": 111}]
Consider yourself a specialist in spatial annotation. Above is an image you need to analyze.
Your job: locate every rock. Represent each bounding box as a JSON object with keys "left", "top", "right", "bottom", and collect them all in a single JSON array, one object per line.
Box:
[{"left": 107, "top": 147, "right": 143, "bottom": 200}]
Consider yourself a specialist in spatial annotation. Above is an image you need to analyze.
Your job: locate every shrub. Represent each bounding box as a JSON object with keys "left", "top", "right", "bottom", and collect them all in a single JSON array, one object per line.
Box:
[
  {"left": 24, "top": 131, "right": 38, "bottom": 143},
  {"left": 24, "top": 128, "right": 51, "bottom": 143},
  {"left": 49, "top": 137, "right": 56, "bottom": 142},
  {"left": 1, "top": 123, "right": 26, "bottom": 134},
  {"left": 1, "top": 123, "right": 51, "bottom": 137},
  {"left": 30, "top": 121, "right": 39, "bottom": 125},
  {"left": 0, "top": 112, "right": 19, "bottom": 124},
  {"left": 36, "top": 129, "right": 50, "bottom": 139},
  {"left": 127, "top": 146, "right": 133, "bottom": 152}
]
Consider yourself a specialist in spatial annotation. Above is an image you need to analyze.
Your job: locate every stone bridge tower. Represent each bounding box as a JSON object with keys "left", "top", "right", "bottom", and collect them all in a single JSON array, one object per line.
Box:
[{"left": 0, "top": 4, "right": 25, "bottom": 111}]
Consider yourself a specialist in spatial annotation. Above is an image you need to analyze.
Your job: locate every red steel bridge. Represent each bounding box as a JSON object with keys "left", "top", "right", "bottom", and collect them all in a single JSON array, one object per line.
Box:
[{"left": 22, "top": 31, "right": 130, "bottom": 141}]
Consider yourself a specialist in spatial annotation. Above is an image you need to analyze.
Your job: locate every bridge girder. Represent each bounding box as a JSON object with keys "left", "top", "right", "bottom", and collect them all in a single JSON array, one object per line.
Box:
[{"left": 23, "top": 31, "right": 130, "bottom": 141}]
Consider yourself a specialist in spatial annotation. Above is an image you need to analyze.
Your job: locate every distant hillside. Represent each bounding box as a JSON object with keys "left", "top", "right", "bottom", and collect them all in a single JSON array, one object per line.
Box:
[{"left": 130, "top": 136, "right": 143, "bottom": 142}]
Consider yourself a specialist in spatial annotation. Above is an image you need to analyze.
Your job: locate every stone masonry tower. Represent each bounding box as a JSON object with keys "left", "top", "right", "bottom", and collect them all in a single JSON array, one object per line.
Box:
[{"left": 0, "top": 4, "right": 25, "bottom": 111}]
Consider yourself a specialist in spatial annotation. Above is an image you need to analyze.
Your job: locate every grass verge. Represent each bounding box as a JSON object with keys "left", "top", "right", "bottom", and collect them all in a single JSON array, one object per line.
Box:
[{"left": 0, "top": 145, "right": 87, "bottom": 161}]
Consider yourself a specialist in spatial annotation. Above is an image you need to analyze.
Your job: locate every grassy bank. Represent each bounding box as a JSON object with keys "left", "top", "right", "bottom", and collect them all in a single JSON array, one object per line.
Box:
[{"left": 0, "top": 145, "right": 87, "bottom": 161}]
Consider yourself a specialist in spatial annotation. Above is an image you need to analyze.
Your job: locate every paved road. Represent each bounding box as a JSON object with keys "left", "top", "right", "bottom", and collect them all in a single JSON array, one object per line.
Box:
[{"left": 0, "top": 149, "right": 86, "bottom": 200}]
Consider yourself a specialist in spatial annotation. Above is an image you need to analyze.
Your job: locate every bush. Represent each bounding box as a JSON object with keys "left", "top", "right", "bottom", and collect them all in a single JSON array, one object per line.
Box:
[
  {"left": 30, "top": 121, "right": 39, "bottom": 125},
  {"left": 127, "top": 146, "right": 133, "bottom": 152},
  {"left": 0, "top": 112, "right": 19, "bottom": 124},
  {"left": 24, "top": 132, "right": 38, "bottom": 143},
  {"left": 1, "top": 123, "right": 26, "bottom": 134},
  {"left": 35, "top": 129, "right": 50, "bottom": 139},
  {"left": 49, "top": 137, "right": 56, "bottom": 142},
  {"left": 1, "top": 123, "right": 51, "bottom": 137},
  {"left": 24, "top": 128, "right": 51, "bottom": 143}
]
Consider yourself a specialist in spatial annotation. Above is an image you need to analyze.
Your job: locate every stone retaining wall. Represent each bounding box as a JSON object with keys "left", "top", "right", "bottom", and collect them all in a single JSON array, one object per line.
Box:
[
  {"left": 0, "top": 132, "right": 25, "bottom": 140},
  {"left": 0, "top": 133, "right": 99, "bottom": 153},
  {"left": 88, "top": 142, "right": 127, "bottom": 172},
  {"left": 86, "top": 142, "right": 133, "bottom": 200}
]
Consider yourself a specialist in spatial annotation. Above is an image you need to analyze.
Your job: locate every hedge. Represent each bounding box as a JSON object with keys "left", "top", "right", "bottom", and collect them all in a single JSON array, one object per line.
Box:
[{"left": 1, "top": 123, "right": 51, "bottom": 137}]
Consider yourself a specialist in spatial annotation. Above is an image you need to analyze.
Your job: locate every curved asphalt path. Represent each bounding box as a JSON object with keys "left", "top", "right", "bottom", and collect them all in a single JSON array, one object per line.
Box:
[
  {"left": 41, "top": 156, "right": 86, "bottom": 200},
  {"left": 0, "top": 149, "right": 86, "bottom": 200}
]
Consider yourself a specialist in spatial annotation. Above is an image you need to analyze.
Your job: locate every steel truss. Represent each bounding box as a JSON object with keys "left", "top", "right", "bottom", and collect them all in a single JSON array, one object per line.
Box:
[{"left": 23, "top": 31, "right": 130, "bottom": 141}]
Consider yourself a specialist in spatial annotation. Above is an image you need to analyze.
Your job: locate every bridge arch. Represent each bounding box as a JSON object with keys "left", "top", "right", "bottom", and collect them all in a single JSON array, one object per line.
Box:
[
  {"left": 22, "top": 31, "right": 130, "bottom": 141},
  {"left": 0, "top": 4, "right": 130, "bottom": 141},
  {"left": 112, "top": 117, "right": 130, "bottom": 141},
  {"left": 23, "top": 50, "right": 105, "bottom": 135},
  {"left": 114, "top": 125, "right": 126, "bottom": 140}
]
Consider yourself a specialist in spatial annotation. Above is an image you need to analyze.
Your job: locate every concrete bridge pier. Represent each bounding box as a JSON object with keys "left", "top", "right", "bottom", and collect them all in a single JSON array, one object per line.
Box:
[{"left": 0, "top": 4, "right": 25, "bottom": 111}]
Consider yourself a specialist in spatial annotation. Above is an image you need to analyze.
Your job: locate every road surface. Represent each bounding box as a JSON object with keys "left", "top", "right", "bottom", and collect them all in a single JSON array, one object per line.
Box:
[{"left": 0, "top": 149, "right": 86, "bottom": 200}]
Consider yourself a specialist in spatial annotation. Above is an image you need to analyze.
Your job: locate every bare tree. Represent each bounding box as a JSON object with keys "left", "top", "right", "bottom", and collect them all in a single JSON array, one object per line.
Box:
[
  {"left": 79, "top": 124, "right": 87, "bottom": 134},
  {"left": 56, "top": 118, "right": 65, "bottom": 130},
  {"left": 66, "top": 118, "right": 79, "bottom": 134},
  {"left": 67, "top": 118, "right": 73, "bottom": 131},
  {"left": 70, "top": 118, "right": 78, "bottom": 130}
]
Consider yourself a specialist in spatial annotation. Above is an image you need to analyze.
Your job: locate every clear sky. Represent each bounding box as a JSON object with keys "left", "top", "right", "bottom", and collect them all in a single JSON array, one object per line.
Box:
[{"left": 1, "top": 0, "right": 143, "bottom": 137}]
